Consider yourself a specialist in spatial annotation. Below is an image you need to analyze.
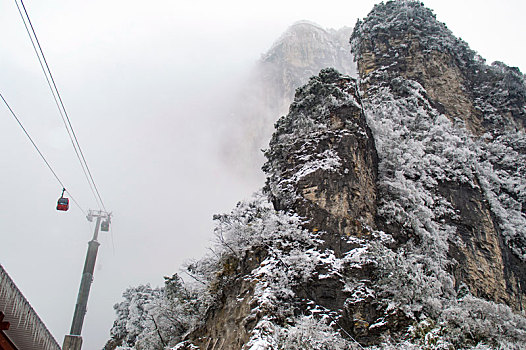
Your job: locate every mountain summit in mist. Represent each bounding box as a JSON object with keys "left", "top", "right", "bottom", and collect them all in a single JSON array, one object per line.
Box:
[
  {"left": 220, "top": 21, "right": 355, "bottom": 180},
  {"left": 106, "top": 1, "right": 526, "bottom": 349}
]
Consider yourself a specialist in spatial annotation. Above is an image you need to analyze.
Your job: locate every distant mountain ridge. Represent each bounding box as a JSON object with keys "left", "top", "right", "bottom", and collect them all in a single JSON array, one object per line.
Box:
[
  {"left": 260, "top": 20, "right": 355, "bottom": 107},
  {"left": 106, "top": 2, "right": 526, "bottom": 349},
  {"left": 219, "top": 21, "right": 355, "bottom": 179}
]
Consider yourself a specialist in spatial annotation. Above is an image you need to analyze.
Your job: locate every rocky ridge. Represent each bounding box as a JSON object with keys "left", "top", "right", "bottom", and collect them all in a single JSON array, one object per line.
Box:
[{"left": 106, "top": 2, "right": 526, "bottom": 349}]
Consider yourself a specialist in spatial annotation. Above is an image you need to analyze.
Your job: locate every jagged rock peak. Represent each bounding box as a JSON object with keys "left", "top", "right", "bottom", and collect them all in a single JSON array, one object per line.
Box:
[
  {"left": 268, "top": 68, "right": 361, "bottom": 136},
  {"left": 351, "top": 0, "right": 473, "bottom": 69},
  {"left": 219, "top": 21, "right": 357, "bottom": 181},
  {"left": 351, "top": 0, "right": 526, "bottom": 134},
  {"left": 258, "top": 21, "right": 356, "bottom": 119},
  {"left": 264, "top": 68, "right": 378, "bottom": 255}
]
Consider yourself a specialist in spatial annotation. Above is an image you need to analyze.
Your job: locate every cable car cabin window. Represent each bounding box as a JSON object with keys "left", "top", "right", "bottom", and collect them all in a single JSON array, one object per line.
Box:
[
  {"left": 57, "top": 197, "right": 69, "bottom": 211},
  {"left": 101, "top": 221, "right": 109, "bottom": 231}
]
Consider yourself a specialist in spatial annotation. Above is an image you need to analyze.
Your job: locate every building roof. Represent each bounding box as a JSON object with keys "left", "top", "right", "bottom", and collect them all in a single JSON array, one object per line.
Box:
[{"left": 0, "top": 264, "right": 61, "bottom": 350}]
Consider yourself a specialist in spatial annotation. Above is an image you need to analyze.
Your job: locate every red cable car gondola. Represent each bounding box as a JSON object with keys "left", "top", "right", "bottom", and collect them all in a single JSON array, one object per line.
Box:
[{"left": 57, "top": 188, "right": 69, "bottom": 211}]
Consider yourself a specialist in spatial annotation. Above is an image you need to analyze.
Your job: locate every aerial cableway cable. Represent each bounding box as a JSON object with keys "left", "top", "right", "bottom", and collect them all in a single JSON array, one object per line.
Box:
[
  {"left": 14, "top": 0, "right": 107, "bottom": 212},
  {"left": 1, "top": 92, "right": 87, "bottom": 216}
]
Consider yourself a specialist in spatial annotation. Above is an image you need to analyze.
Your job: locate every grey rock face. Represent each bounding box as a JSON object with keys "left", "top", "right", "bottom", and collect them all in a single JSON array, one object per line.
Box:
[
  {"left": 352, "top": 0, "right": 526, "bottom": 312},
  {"left": 263, "top": 68, "right": 378, "bottom": 256}
]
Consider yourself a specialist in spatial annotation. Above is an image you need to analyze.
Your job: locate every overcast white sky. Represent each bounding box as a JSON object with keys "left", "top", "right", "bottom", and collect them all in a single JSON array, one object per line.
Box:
[{"left": 1, "top": 0, "right": 525, "bottom": 349}]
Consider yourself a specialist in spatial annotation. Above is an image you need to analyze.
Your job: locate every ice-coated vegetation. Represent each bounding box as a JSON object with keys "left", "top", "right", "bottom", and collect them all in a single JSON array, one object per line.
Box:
[
  {"left": 360, "top": 47, "right": 526, "bottom": 349},
  {"left": 246, "top": 315, "right": 354, "bottom": 350},
  {"left": 351, "top": 0, "right": 526, "bottom": 259},
  {"left": 108, "top": 193, "right": 356, "bottom": 349},
  {"left": 476, "top": 131, "right": 526, "bottom": 258},
  {"left": 107, "top": 2, "right": 526, "bottom": 349},
  {"left": 108, "top": 67, "right": 526, "bottom": 348},
  {"left": 108, "top": 276, "right": 204, "bottom": 349}
]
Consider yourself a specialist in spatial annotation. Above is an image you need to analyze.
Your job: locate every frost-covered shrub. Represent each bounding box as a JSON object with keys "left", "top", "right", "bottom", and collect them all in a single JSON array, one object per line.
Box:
[
  {"left": 370, "top": 243, "right": 454, "bottom": 318},
  {"left": 364, "top": 72, "right": 526, "bottom": 261},
  {"left": 212, "top": 192, "right": 318, "bottom": 256},
  {"left": 244, "top": 315, "right": 355, "bottom": 350},
  {"left": 178, "top": 191, "right": 332, "bottom": 336},
  {"left": 364, "top": 78, "right": 470, "bottom": 266},
  {"left": 181, "top": 191, "right": 320, "bottom": 307},
  {"left": 109, "top": 284, "right": 164, "bottom": 348},
  {"left": 275, "top": 315, "right": 353, "bottom": 349},
  {"left": 107, "top": 275, "right": 203, "bottom": 350},
  {"left": 476, "top": 132, "right": 526, "bottom": 258},
  {"left": 472, "top": 62, "right": 526, "bottom": 131},
  {"left": 210, "top": 192, "right": 342, "bottom": 319},
  {"left": 439, "top": 295, "right": 526, "bottom": 348}
]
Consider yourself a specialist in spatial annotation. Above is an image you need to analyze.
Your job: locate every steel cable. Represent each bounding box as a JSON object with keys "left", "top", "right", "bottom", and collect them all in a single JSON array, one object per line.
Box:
[
  {"left": 1, "top": 92, "right": 87, "bottom": 216},
  {"left": 14, "top": 0, "right": 107, "bottom": 212}
]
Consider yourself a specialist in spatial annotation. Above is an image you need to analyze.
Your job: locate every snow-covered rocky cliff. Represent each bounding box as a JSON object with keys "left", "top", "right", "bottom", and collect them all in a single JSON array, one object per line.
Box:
[{"left": 106, "top": 2, "right": 526, "bottom": 349}]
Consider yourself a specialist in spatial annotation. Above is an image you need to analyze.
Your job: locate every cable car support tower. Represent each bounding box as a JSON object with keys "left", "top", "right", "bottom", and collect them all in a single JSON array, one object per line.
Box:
[{"left": 63, "top": 210, "right": 111, "bottom": 350}]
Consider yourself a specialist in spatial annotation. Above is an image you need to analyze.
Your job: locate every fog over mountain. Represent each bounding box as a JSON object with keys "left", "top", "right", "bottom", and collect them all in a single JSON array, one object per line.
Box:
[
  {"left": 220, "top": 21, "right": 356, "bottom": 183},
  {"left": 0, "top": 1, "right": 525, "bottom": 349},
  {"left": 105, "top": 1, "right": 526, "bottom": 349}
]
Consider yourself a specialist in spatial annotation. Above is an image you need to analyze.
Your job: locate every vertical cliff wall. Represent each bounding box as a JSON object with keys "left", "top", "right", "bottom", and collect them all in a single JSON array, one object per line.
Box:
[
  {"left": 263, "top": 68, "right": 377, "bottom": 255},
  {"left": 351, "top": 0, "right": 526, "bottom": 311}
]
